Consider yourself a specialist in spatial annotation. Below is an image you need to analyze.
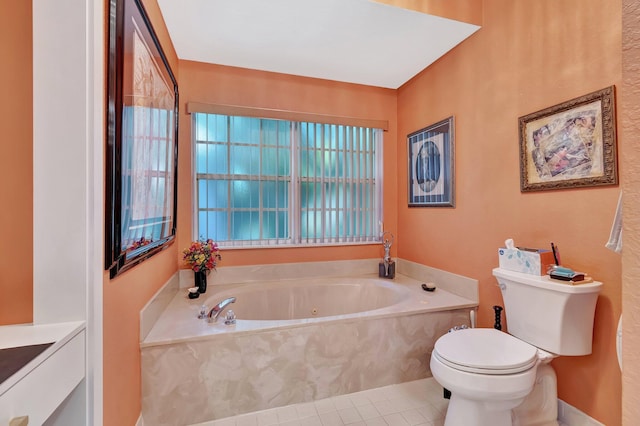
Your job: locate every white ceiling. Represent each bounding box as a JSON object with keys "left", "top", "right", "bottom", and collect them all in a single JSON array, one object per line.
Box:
[{"left": 156, "top": 0, "right": 480, "bottom": 89}]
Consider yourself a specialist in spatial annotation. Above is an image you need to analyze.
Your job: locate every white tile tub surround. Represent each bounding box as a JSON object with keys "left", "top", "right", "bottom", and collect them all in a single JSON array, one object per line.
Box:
[
  {"left": 178, "top": 259, "right": 387, "bottom": 289},
  {"left": 396, "top": 259, "right": 478, "bottom": 302},
  {"left": 177, "top": 259, "right": 479, "bottom": 305},
  {"left": 141, "top": 308, "right": 471, "bottom": 425},
  {"left": 140, "top": 259, "right": 478, "bottom": 425}
]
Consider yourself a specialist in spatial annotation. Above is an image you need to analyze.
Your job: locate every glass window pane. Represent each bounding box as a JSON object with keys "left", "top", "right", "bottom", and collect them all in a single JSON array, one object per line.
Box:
[
  {"left": 207, "top": 114, "right": 228, "bottom": 141},
  {"left": 300, "top": 182, "right": 308, "bottom": 207},
  {"left": 230, "top": 145, "right": 259, "bottom": 175},
  {"left": 231, "top": 180, "right": 259, "bottom": 208},
  {"left": 336, "top": 151, "right": 344, "bottom": 178},
  {"left": 336, "top": 125, "right": 344, "bottom": 150},
  {"left": 262, "top": 211, "right": 276, "bottom": 239},
  {"left": 314, "top": 125, "right": 322, "bottom": 149},
  {"left": 300, "top": 182, "right": 321, "bottom": 208},
  {"left": 278, "top": 211, "right": 288, "bottom": 238},
  {"left": 262, "top": 147, "right": 277, "bottom": 176},
  {"left": 202, "top": 180, "right": 227, "bottom": 209},
  {"left": 314, "top": 182, "right": 322, "bottom": 205},
  {"left": 263, "top": 181, "right": 276, "bottom": 208},
  {"left": 299, "top": 151, "right": 309, "bottom": 178},
  {"left": 325, "top": 150, "right": 337, "bottom": 177},
  {"left": 231, "top": 211, "right": 259, "bottom": 240},
  {"left": 196, "top": 143, "right": 207, "bottom": 174},
  {"left": 197, "top": 180, "right": 207, "bottom": 209},
  {"left": 213, "top": 211, "right": 228, "bottom": 241},
  {"left": 278, "top": 122, "right": 290, "bottom": 147},
  {"left": 301, "top": 211, "right": 322, "bottom": 239},
  {"left": 277, "top": 181, "right": 288, "bottom": 209},
  {"left": 262, "top": 119, "right": 278, "bottom": 146},
  {"left": 326, "top": 210, "right": 337, "bottom": 238},
  {"left": 230, "top": 116, "right": 260, "bottom": 143},
  {"left": 199, "top": 211, "right": 228, "bottom": 241},
  {"left": 278, "top": 147, "right": 290, "bottom": 175},
  {"left": 217, "top": 114, "right": 228, "bottom": 141},
  {"left": 195, "top": 113, "right": 207, "bottom": 141},
  {"left": 301, "top": 123, "right": 312, "bottom": 148},
  {"left": 207, "top": 143, "right": 228, "bottom": 174},
  {"left": 328, "top": 125, "right": 335, "bottom": 150}
]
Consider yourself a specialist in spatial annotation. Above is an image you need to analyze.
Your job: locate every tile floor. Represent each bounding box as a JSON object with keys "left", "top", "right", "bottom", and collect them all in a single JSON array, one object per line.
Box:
[{"left": 192, "top": 378, "right": 448, "bottom": 426}]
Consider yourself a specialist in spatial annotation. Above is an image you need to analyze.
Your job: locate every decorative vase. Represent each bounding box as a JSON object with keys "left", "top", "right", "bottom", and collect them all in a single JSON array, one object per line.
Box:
[{"left": 195, "top": 270, "right": 207, "bottom": 293}]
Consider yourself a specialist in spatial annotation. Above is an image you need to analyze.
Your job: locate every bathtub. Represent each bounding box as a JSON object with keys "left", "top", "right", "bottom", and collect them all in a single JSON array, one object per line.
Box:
[
  {"left": 141, "top": 272, "right": 477, "bottom": 426},
  {"left": 207, "top": 277, "right": 407, "bottom": 321}
]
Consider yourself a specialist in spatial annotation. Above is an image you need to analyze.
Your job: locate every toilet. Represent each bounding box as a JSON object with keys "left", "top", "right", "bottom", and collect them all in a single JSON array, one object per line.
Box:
[{"left": 430, "top": 267, "right": 602, "bottom": 426}]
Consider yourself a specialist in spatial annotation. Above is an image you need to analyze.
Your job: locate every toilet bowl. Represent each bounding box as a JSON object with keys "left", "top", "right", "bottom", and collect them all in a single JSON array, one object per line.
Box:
[{"left": 430, "top": 328, "right": 542, "bottom": 426}]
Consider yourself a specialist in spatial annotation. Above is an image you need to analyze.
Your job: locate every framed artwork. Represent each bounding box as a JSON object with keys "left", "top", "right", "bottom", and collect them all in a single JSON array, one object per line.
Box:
[
  {"left": 519, "top": 86, "right": 617, "bottom": 192},
  {"left": 106, "top": 0, "right": 179, "bottom": 278},
  {"left": 407, "top": 117, "right": 455, "bottom": 207}
]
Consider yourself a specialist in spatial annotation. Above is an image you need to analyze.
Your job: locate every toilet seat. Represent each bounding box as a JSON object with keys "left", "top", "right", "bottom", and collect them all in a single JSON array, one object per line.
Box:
[{"left": 433, "top": 328, "right": 538, "bottom": 375}]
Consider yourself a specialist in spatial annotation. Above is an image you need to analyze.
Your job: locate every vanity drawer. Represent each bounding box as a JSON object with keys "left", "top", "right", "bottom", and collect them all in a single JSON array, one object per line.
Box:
[{"left": 0, "top": 329, "right": 85, "bottom": 425}]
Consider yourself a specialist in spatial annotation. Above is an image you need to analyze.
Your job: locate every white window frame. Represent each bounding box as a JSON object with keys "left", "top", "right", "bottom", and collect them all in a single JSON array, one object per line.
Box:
[{"left": 191, "top": 110, "right": 385, "bottom": 248}]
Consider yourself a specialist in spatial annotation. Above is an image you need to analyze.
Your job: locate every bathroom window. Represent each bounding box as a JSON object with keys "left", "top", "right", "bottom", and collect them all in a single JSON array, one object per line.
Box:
[{"left": 193, "top": 112, "right": 383, "bottom": 247}]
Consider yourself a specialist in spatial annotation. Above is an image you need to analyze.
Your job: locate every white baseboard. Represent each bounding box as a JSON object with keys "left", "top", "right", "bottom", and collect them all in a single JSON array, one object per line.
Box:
[{"left": 558, "top": 399, "right": 604, "bottom": 425}]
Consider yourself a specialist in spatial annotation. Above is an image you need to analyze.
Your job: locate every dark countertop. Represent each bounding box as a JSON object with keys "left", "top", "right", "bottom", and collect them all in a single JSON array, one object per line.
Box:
[{"left": 0, "top": 343, "right": 54, "bottom": 385}]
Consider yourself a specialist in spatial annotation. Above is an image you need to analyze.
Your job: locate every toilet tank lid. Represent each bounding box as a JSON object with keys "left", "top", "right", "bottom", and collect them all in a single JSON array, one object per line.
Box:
[{"left": 492, "top": 268, "right": 603, "bottom": 294}]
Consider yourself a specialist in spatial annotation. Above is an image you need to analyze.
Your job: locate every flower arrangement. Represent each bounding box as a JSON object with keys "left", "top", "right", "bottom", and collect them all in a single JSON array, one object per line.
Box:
[{"left": 182, "top": 238, "right": 221, "bottom": 273}]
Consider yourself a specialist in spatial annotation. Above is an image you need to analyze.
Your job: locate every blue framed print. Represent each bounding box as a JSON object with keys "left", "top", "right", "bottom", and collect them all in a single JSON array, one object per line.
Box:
[{"left": 408, "top": 117, "right": 455, "bottom": 207}]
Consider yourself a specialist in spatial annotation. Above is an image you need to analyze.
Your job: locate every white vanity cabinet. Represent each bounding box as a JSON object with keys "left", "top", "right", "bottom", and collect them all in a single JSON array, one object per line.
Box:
[{"left": 0, "top": 322, "right": 85, "bottom": 425}]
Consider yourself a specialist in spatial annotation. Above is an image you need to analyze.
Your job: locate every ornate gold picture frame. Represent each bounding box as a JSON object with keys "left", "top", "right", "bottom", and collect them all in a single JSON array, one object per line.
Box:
[{"left": 519, "top": 86, "right": 617, "bottom": 192}]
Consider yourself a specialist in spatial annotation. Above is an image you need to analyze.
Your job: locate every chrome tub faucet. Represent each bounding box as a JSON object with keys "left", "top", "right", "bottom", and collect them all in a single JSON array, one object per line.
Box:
[{"left": 207, "top": 297, "right": 236, "bottom": 322}]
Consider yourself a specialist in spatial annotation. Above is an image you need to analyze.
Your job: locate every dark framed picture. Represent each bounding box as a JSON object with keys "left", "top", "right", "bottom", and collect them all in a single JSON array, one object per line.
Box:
[
  {"left": 106, "top": 0, "right": 179, "bottom": 278},
  {"left": 519, "top": 86, "right": 617, "bottom": 192},
  {"left": 408, "top": 117, "right": 455, "bottom": 207}
]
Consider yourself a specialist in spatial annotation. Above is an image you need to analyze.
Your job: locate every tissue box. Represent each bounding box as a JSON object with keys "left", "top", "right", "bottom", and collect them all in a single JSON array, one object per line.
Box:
[{"left": 497, "top": 247, "right": 556, "bottom": 276}]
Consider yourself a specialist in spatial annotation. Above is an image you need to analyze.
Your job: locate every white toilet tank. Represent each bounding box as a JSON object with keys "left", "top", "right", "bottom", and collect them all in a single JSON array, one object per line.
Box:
[{"left": 493, "top": 267, "right": 602, "bottom": 356}]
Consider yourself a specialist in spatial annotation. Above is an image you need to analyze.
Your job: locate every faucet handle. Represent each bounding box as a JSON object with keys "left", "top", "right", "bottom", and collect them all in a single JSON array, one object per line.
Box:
[
  {"left": 224, "top": 310, "right": 236, "bottom": 325},
  {"left": 198, "top": 305, "right": 207, "bottom": 319}
]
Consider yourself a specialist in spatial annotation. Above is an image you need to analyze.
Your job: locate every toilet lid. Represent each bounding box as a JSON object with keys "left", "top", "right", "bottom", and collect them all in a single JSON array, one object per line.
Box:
[{"left": 433, "top": 328, "right": 538, "bottom": 375}]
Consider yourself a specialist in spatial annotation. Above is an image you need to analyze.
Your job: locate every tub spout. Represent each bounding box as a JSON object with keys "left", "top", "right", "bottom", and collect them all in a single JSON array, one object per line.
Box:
[{"left": 208, "top": 297, "right": 236, "bottom": 322}]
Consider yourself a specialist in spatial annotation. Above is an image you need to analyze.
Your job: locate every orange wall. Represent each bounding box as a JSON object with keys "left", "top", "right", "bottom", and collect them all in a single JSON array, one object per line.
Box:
[
  {"left": 0, "top": 1, "right": 33, "bottom": 325},
  {"left": 176, "top": 61, "right": 398, "bottom": 268},
  {"left": 102, "top": 0, "right": 180, "bottom": 425},
  {"left": 103, "top": 248, "right": 177, "bottom": 426},
  {"left": 397, "top": 1, "right": 621, "bottom": 424},
  {"left": 374, "top": 0, "right": 482, "bottom": 26}
]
